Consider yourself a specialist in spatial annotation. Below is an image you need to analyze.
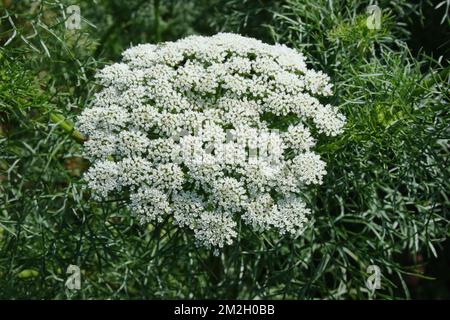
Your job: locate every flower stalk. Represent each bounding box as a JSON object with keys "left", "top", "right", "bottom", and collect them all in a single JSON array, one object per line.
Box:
[{"left": 49, "top": 112, "right": 86, "bottom": 143}]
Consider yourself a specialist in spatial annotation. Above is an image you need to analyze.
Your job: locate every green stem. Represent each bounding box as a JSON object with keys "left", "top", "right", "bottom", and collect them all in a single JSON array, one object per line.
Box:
[
  {"left": 154, "top": 0, "right": 161, "bottom": 43},
  {"left": 49, "top": 113, "right": 86, "bottom": 143}
]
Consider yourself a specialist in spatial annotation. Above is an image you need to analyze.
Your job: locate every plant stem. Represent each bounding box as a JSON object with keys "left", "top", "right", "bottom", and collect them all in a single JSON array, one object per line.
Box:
[
  {"left": 154, "top": 0, "right": 161, "bottom": 43},
  {"left": 49, "top": 113, "right": 86, "bottom": 143}
]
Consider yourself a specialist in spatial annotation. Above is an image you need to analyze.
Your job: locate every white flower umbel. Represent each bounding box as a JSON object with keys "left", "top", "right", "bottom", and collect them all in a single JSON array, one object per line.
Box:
[{"left": 77, "top": 33, "right": 346, "bottom": 250}]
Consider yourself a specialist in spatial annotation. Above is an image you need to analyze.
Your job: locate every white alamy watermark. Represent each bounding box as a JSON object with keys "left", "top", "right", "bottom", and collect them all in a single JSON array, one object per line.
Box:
[
  {"left": 171, "top": 126, "right": 284, "bottom": 166},
  {"left": 366, "top": 264, "right": 381, "bottom": 291},
  {"left": 366, "top": 5, "right": 382, "bottom": 30},
  {"left": 65, "top": 264, "right": 81, "bottom": 290},
  {"left": 65, "top": 5, "right": 81, "bottom": 30}
]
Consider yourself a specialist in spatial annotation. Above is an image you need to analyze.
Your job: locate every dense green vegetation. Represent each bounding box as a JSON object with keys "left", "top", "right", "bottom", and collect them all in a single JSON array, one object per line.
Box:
[{"left": 0, "top": 0, "right": 448, "bottom": 299}]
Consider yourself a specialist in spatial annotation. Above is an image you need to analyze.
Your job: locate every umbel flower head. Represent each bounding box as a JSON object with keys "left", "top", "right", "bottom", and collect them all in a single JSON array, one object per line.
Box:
[{"left": 77, "top": 33, "right": 345, "bottom": 251}]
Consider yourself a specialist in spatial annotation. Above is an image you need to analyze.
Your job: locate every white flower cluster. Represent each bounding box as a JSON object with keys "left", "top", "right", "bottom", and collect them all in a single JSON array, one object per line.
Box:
[{"left": 77, "top": 33, "right": 345, "bottom": 250}]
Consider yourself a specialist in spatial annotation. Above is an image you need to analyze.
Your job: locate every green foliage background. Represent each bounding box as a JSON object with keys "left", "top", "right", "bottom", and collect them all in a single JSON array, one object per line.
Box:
[{"left": 0, "top": 0, "right": 449, "bottom": 299}]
